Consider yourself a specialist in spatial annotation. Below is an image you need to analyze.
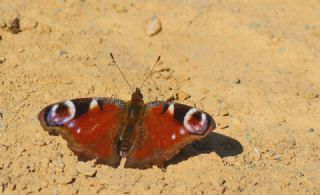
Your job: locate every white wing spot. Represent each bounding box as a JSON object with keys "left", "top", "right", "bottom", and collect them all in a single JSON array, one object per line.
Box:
[
  {"left": 67, "top": 121, "right": 76, "bottom": 128},
  {"left": 179, "top": 128, "right": 186, "bottom": 135},
  {"left": 62, "top": 100, "right": 76, "bottom": 123},
  {"left": 50, "top": 104, "right": 59, "bottom": 117},
  {"left": 201, "top": 113, "right": 206, "bottom": 126},
  {"left": 76, "top": 128, "right": 81, "bottom": 134},
  {"left": 168, "top": 103, "right": 174, "bottom": 115},
  {"left": 90, "top": 98, "right": 98, "bottom": 110},
  {"left": 171, "top": 133, "right": 176, "bottom": 140}
]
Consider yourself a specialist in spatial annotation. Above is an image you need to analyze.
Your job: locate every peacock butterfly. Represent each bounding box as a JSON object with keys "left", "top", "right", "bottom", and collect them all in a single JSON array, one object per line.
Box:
[{"left": 38, "top": 54, "right": 216, "bottom": 169}]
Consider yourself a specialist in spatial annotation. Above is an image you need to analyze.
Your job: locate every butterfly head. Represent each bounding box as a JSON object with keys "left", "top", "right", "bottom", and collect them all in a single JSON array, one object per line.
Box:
[{"left": 131, "top": 88, "right": 144, "bottom": 103}]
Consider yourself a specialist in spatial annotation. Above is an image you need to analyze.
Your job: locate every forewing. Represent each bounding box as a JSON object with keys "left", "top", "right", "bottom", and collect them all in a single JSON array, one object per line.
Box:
[
  {"left": 38, "top": 98, "right": 126, "bottom": 168},
  {"left": 125, "top": 101, "right": 216, "bottom": 169}
]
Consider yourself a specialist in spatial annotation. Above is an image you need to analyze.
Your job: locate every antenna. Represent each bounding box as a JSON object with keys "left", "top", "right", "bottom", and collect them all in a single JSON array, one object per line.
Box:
[
  {"left": 139, "top": 56, "right": 161, "bottom": 90},
  {"left": 109, "top": 53, "right": 134, "bottom": 92}
]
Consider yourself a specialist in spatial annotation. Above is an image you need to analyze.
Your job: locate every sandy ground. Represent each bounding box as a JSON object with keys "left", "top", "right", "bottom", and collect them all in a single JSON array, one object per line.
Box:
[{"left": 0, "top": 0, "right": 320, "bottom": 194}]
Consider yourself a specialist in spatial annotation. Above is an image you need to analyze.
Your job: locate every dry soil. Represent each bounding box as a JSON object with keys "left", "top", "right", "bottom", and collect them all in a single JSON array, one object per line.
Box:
[{"left": 0, "top": 0, "right": 319, "bottom": 194}]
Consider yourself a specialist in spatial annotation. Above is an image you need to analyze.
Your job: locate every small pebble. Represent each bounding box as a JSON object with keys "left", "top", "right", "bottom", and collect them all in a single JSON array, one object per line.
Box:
[
  {"left": 10, "top": 17, "right": 21, "bottom": 34},
  {"left": 33, "top": 138, "right": 47, "bottom": 146},
  {"left": 277, "top": 117, "right": 287, "bottom": 126},
  {"left": 306, "top": 92, "right": 319, "bottom": 99},
  {"left": 37, "top": 24, "right": 52, "bottom": 34},
  {"left": 253, "top": 147, "right": 262, "bottom": 160},
  {"left": 235, "top": 79, "right": 241, "bottom": 84},
  {"left": 263, "top": 150, "right": 275, "bottom": 160},
  {"left": 40, "top": 157, "right": 49, "bottom": 169},
  {"left": 270, "top": 35, "right": 281, "bottom": 44},
  {"left": 278, "top": 47, "right": 286, "bottom": 53},
  {"left": 58, "top": 50, "right": 67, "bottom": 56},
  {"left": 233, "top": 7, "right": 241, "bottom": 12},
  {"left": 219, "top": 179, "right": 226, "bottom": 186},
  {"left": 218, "top": 118, "right": 229, "bottom": 129},
  {"left": 248, "top": 22, "right": 260, "bottom": 29},
  {"left": 217, "top": 186, "right": 226, "bottom": 194},
  {"left": 200, "top": 88, "right": 210, "bottom": 94},
  {"left": 146, "top": 16, "right": 161, "bottom": 36},
  {"left": 21, "top": 18, "right": 38, "bottom": 30},
  {"left": 237, "top": 186, "right": 244, "bottom": 192},
  {"left": 214, "top": 178, "right": 226, "bottom": 187},
  {"left": 112, "top": 4, "right": 128, "bottom": 13},
  {"left": 297, "top": 171, "right": 304, "bottom": 177},
  {"left": 95, "top": 37, "right": 103, "bottom": 44},
  {"left": 0, "top": 56, "right": 6, "bottom": 64},
  {"left": 76, "top": 162, "right": 97, "bottom": 177},
  {"left": 144, "top": 184, "right": 151, "bottom": 190},
  {"left": 308, "top": 128, "right": 314, "bottom": 132},
  {"left": 158, "top": 67, "right": 170, "bottom": 72},
  {"left": 218, "top": 124, "right": 229, "bottom": 129},
  {"left": 222, "top": 112, "right": 230, "bottom": 116},
  {"left": 54, "top": 174, "right": 75, "bottom": 185},
  {"left": 0, "top": 19, "right": 6, "bottom": 28}
]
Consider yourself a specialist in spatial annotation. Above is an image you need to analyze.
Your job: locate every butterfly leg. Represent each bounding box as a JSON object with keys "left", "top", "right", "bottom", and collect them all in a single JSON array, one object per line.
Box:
[{"left": 154, "top": 160, "right": 167, "bottom": 170}]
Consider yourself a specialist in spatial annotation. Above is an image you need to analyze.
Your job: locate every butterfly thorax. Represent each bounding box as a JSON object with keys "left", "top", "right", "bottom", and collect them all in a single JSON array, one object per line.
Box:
[{"left": 120, "top": 88, "right": 145, "bottom": 156}]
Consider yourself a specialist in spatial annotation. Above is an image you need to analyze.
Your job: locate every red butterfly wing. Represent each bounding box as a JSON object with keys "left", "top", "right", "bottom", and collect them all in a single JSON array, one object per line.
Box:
[
  {"left": 38, "top": 98, "right": 125, "bottom": 168},
  {"left": 125, "top": 101, "right": 216, "bottom": 169}
]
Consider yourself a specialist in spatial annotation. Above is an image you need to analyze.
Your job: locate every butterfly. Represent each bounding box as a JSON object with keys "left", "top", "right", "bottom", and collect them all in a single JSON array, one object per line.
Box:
[{"left": 38, "top": 54, "right": 216, "bottom": 169}]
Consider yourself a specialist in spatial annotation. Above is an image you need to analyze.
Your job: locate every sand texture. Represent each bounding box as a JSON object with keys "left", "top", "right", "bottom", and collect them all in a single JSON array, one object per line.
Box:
[{"left": 0, "top": 0, "right": 320, "bottom": 194}]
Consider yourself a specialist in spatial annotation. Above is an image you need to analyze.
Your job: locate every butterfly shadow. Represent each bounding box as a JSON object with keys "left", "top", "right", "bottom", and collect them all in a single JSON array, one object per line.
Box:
[{"left": 165, "top": 132, "right": 243, "bottom": 167}]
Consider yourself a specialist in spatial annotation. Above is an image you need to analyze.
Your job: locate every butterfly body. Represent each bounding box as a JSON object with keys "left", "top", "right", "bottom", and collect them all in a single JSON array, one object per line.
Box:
[
  {"left": 38, "top": 88, "right": 216, "bottom": 169},
  {"left": 119, "top": 88, "right": 144, "bottom": 157}
]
